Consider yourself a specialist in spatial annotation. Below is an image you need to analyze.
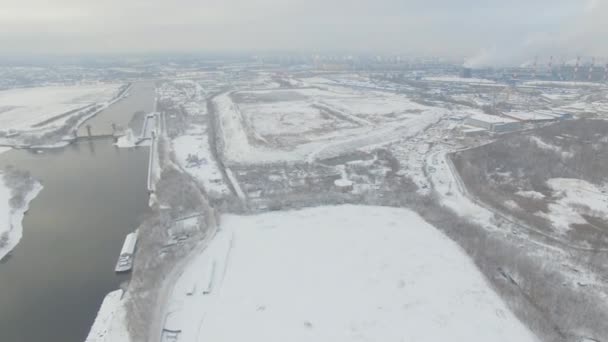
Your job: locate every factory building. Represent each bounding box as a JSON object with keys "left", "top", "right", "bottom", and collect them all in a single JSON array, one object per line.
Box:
[
  {"left": 504, "top": 110, "right": 573, "bottom": 123},
  {"left": 465, "top": 113, "right": 522, "bottom": 133},
  {"left": 503, "top": 111, "right": 556, "bottom": 123}
]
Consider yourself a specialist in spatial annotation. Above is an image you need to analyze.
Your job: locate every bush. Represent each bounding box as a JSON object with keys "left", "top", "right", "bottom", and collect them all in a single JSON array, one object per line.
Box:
[{"left": 3, "top": 166, "right": 36, "bottom": 209}]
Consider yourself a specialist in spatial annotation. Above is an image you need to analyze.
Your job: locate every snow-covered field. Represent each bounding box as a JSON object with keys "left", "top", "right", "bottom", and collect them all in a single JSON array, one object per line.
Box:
[
  {"left": 0, "top": 83, "right": 121, "bottom": 131},
  {"left": 523, "top": 80, "right": 607, "bottom": 88},
  {"left": 164, "top": 205, "right": 536, "bottom": 342},
  {"left": 506, "top": 111, "right": 558, "bottom": 122},
  {"left": 322, "top": 94, "right": 428, "bottom": 119},
  {"left": 218, "top": 87, "right": 447, "bottom": 164},
  {"left": 0, "top": 173, "right": 43, "bottom": 260},
  {"left": 150, "top": 71, "right": 608, "bottom": 341},
  {"left": 537, "top": 178, "right": 608, "bottom": 233},
  {"left": 215, "top": 91, "right": 315, "bottom": 163},
  {"left": 424, "top": 76, "right": 498, "bottom": 85},
  {"left": 237, "top": 87, "right": 427, "bottom": 128},
  {"left": 172, "top": 125, "right": 230, "bottom": 196},
  {"left": 236, "top": 92, "right": 355, "bottom": 137}
]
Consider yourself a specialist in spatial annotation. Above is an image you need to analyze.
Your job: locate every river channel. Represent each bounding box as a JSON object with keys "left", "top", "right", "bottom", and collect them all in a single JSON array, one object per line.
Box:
[{"left": 0, "top": 82, "right": 154, "bottom": 342}]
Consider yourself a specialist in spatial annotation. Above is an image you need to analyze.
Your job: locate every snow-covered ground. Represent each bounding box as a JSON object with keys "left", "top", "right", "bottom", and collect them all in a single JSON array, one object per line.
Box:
[
  {"left": 0, "top": 173, "right": 43, "bottom": 260},
  {"left": 115, "top": 113, "right": 158, "bottom": 148},
  {"left": 423, "top": 76, "right": 498, "bottom": 85},
  {"left": 163, "top": 205, "right": 537, "bottom": 342},
  {"left": 516, "top": 190, "right": 545, "bottom": 200},
  {"left": 236, "top": 94, "right": 356, "bottom": 137},
  {"left": 427, "top": 149, "right": 494, "bottom": 224},
  {"left": 172, "top": 124, "right": 230, "bottom": 196},
  {"left": 537, "top": 178, "right": 608, "bottom": 233},
  {"left": 506, "top": 111, "right": 557, "bottom": 122},
  {"left": 308, "top": 108, "right": 445, "bottom": 161},
  {"left": 322, "top": 94, "right": 428, "bottom": 118},
  {"left": 237, "top": 87, "right": 428, "bottom": 127},
  {"left": 0, "top": 83, "right": 121, "bottom": 131},
  {"left": 523, "top": 81, "right": 607, "bottom": 88},
  {"left": 155, "top": 80, "right": 232, "bottom": 196},
  {"left": 114, "top": 129, "right": 138, "bottom": 148},
  {"left": 528, "top": 136, "right": 573, "bottom": 159},
  {"left": 152, "top": 71, "right": 608, "bottom": 341},
  {"left": 85, "top": 290, "right": 131, "bottom": 342},
  {"left": 216, "top": 88, "right": 447, "bottom": 164}
]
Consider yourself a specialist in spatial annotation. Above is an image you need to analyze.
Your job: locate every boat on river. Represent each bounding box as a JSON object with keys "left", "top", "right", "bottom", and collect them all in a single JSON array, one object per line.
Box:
[{"left": 115, "top": 230, "right": 138, "bottom": 273}]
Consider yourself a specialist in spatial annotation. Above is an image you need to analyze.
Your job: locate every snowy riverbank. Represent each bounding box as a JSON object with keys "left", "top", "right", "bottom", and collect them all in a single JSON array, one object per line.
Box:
[
  {"left": 85, "top": 290, "right": 131, "bottom": 342},
  {"left": 0, "top": 172, "right": 43, "bottom": 260},
  {"left": 0, "top": 83, "right": 128, "bottom": 148}
]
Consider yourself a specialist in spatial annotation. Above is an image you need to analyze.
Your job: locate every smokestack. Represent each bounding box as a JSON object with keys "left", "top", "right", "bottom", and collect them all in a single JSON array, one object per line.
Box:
[
  {"left": 532, "top": 56, "right": 538, "bottom": 78},
  {"left": 604, "top": 63, "right": 608, "bottom": 81},
  {"left": 574, "top": 56, "right": 581, "bottom": 80},
  {"left": 589, "top": 57, "right": 595, "bottom": 81},
  {"left": 558, "top": 57, "right": 566, "bottom": 80},
  {"left": 548, "top": 56, "right": 553, "bottom": 70}
]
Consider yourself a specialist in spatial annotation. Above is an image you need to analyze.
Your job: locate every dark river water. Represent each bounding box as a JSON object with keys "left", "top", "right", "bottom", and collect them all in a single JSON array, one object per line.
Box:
[
  {"left": 0, "top": 82, "right": 154, "bottom": 342},
  {"left": 77, "top": 81, "right": 156, "bottom": 137}
]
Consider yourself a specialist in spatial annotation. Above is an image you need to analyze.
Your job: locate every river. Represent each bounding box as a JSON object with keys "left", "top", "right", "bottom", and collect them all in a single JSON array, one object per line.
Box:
[
  {"left": 0, "top": 82, "right": 154, "bottom": 342},
  {"left": 77, "top": 81, "right": 156, "bottom": 137}
]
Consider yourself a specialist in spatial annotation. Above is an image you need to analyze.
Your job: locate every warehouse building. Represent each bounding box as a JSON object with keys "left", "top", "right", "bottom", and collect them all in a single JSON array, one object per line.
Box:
[
  {"left": 504, "top": 110, "right": 573, "bottom": 123},
  {"left": 503, "top": 111, "right": 556, "bottom": 123},
  {"left": 465, "top": 113, "right": 522, "bottom": 133}
]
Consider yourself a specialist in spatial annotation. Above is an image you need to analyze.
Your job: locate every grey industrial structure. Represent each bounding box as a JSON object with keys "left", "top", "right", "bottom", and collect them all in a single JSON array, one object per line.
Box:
[{"left": 465, "top": 113, "right": 522, "bottom": 133}]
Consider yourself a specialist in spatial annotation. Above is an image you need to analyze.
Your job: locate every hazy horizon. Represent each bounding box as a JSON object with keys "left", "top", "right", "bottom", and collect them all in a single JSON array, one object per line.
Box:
[{"left": 1, "top": 0, "right": 606, "bottom": 67}]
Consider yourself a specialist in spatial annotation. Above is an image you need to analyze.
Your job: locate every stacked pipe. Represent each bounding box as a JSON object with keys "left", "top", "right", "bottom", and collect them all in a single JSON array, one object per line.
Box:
[
  {"left": 559, "top": 58, "right": 566, "bottom": 80},
  {"left": 574, "top": 56, "right": 581, "bottom": 80}
]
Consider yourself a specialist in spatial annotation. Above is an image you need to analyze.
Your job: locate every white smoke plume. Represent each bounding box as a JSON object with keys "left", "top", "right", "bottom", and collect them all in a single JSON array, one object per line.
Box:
[{"left": 465, "top": 0, "right": 607, "bottom": 68}]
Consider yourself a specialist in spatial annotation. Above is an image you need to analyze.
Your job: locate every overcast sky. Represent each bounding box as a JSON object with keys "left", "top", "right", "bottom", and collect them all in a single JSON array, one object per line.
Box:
[{"left": 1, "top": 0, "right": 605, "bottom": 65}]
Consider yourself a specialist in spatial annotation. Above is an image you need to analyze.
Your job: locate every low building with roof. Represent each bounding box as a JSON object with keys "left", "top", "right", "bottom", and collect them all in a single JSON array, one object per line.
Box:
[{"left": 464, "top": 113, "right": 522, "bottom": 133}]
